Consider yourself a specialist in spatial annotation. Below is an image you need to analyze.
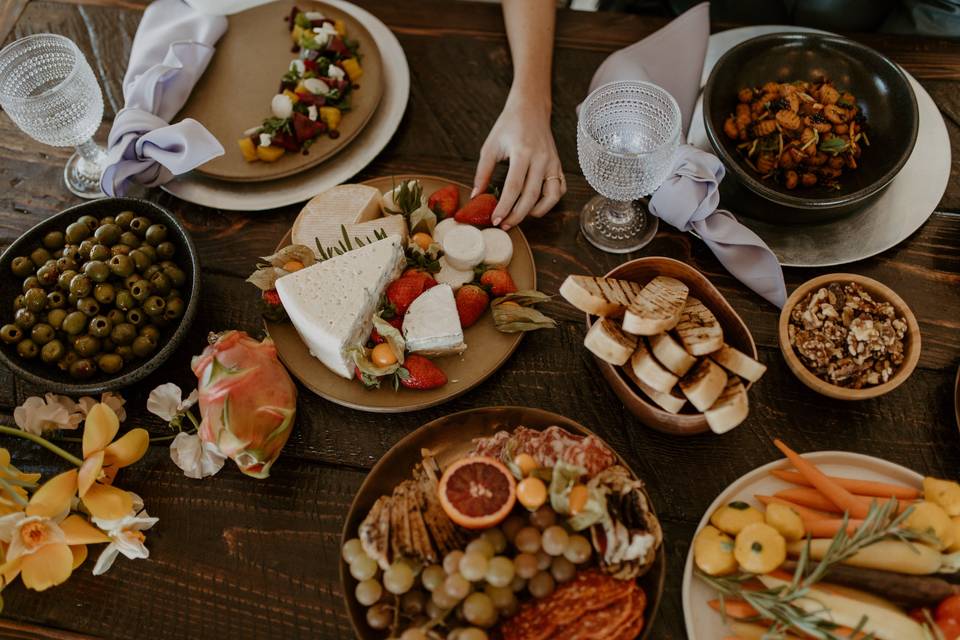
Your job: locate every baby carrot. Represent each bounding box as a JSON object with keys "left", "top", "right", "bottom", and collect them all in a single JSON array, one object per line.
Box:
[
  {"left": 755, "top": 495, "right": 834, "bottom": 521},
  {"left": 708, "top": 598, "right": 758, "bottom": 619},
  {"left": 775, "top": 487, "right": 909, "bottom": 516},
  {"left": 773, "top": 439, "right": 869, "bottom": 519},
  {"left": 770, "top": 469, "right": 920, "bottom": 500},
  {"left": 803, "top": 518, "right": 865, "bottom": 538}
]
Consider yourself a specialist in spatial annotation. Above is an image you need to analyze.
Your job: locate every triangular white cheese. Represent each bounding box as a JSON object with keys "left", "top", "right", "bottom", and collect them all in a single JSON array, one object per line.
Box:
[{"left": 402, "top": 284, "right": 466, "bottom": 356}]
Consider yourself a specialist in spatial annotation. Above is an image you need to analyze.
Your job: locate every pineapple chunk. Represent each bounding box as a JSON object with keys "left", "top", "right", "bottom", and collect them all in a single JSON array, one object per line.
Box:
[
  {"left": 238, "top": 137, "right": 257, "bottom": 162},
  {"left": 342, "top": 58, "right": 363, "bottom": 82},
  {"left": 256, "top": 145, "right": 285, "bottom": 163},
  {"left": 283, "top": 89, "right": 299, "bottom": 104},
  {"left": 334, "top": 19, "right": 346, "bottom": 37},
  {"left": 291, "top": 25, "right": 304, "bottom": 44},
  {"left": 319, "top": 107, "right": 341, "bottom": 130}
]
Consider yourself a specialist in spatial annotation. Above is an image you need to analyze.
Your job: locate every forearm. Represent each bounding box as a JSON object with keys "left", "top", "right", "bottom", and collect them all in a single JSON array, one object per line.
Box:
[{"left": 501, "top": 0, "right": 555, "bottom": 114}]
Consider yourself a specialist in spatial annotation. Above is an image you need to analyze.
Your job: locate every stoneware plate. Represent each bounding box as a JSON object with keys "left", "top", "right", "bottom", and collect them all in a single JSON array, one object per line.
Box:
[
  {"left": 178, "top": 0, "right": 383, "bottom": 182},
  {"left": 340, "top": 406, "right": 666, "bottom": 639},
  {"left": 954, "top": 366, "right": 959, "bottom": 433},
  {"left": 0, "top": 198, "right": 200, "bottom": 395},
  {"left": 682, "top": 450, "right": 922, "bottom": 639},
  {"left": 588, "top": 257, "right": 758, "bottom": 436},
  {"left": 266, "top": 176, "right": 535, "bottom": 413}
]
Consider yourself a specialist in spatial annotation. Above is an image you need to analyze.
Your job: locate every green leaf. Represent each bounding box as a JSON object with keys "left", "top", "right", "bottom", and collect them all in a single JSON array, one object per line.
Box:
[{"left": 819, "top": 136, "right": 849, "bottom": 156}]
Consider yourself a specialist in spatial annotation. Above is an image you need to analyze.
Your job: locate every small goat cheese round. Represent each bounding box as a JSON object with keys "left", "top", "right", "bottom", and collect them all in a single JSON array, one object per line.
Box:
[
  {"left": 432, "top": 218, "right": 460, "bottom": 245},
  {"left": 442, "top": 225, "right": 485, "bottom": 271},
  {"left": 480, "top": 228, "right": 513, "bottom": 268},
  {"left": 435, "top": 256, "right": 475, "bottom": 292}
]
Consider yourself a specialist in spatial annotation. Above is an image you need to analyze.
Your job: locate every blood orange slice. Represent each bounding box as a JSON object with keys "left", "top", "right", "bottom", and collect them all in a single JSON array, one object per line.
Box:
[{"left": 438, "top": 456, "right": 517, "bottom": 529}]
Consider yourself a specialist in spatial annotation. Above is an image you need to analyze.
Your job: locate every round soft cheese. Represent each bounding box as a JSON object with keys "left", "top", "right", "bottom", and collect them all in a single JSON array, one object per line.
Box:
[
  {"left": 433, "top": 218, "right": 460, "bottom": 245},
  {"left": 435, "top": 256, "right": 475, "bottom": 292},
  {"left": 480, "top": 228, "right": 513, "bottom": 267},
  {"left": 442, "top": 224, "right": 485, "bottom": 270}
]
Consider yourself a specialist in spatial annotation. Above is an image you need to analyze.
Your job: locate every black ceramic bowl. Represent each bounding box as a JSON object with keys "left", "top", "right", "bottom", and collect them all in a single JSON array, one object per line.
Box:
[
  {"left": 0, "top": 198, "right": 200, "bottom": 394},
  {"left": 703, "top": 32, "right": 918, "bottom": 223}
]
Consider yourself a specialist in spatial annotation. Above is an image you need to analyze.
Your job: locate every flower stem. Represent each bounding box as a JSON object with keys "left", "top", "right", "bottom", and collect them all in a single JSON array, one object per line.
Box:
[
  {"left": 0, "top": 426, "right": 84, "bottom": 467},
  {"left": 148, "top": 427, "right": 197, "bottom": 443}
]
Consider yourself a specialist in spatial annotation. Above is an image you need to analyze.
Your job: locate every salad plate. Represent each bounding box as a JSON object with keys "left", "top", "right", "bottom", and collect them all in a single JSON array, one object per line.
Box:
[
  {"left": 264, "top": 176, "right": 537, "bottom": 413},
  {"left": 340, "top": 406, "right": 666, "bottom": 639},
  {"left": 178, "top": 0, "right": 383, "bottom": 182}
]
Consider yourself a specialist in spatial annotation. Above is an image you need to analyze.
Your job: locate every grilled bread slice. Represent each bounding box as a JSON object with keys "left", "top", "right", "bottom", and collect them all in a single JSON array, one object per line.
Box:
[
  {"left": 649, "top": 332, "right": 697, "bottom": 376},
  {"left": 359, "top": 495, "right": 392, "bottom": 570},
  {"left": 622, "top": 363, "right": 687, "bottom": 414},
  {"left": 675, "top": 296, "right": 724, "bottom": 356},
  {"left": 679, "top": 358, "right": 728, "bottom": 412},
  {"left": 629, "top": 338, "right": 679, "bottom": 393},
  {"left": 585, "top": 319, "right": 637, "bottom": 366},
  {"left": 705, "top": 375, "right": 749, "bottom": 434},
  {"left": 622, "top": 276, "right": 689, "bottom": 335},
  {"left": 560, "top": 275, "right": 644, "bottom": 317},
  {"left": 712, "top": 344, "right": 767, "bottom": 382}
]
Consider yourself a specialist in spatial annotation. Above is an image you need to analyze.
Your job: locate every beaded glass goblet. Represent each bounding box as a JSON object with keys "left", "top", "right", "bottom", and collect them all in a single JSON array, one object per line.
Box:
[
  {"left": 0, "top": 34, "right": 107, "bottom": 199},
  {"left": 577, "top": 81, "right": 681, "bottom": 253}
]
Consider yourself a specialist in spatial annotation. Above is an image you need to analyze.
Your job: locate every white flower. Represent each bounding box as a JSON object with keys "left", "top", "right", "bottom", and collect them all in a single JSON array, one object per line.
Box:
[
  {"left": 46, "top": 394, "right": 84, "bottom": 429},
  {"left": 91, "top": 500, "right": 158, "bottom": 576},
  {"left": 169, "top": 432, "right": 225, "bottom": 480},
  {"left": 147, "top": 383, "right": 198, "bottom": 423},
  {"left": 13, "top": 396, "right": 72, "bottom": 435},
  {"left": 77, "top": 392, "right": 126, "bottom": 422}
]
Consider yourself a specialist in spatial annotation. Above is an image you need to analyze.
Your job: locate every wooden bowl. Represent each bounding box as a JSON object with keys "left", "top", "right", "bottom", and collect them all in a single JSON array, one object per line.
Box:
[
  {"left": 777, "top": 273, "right": 920, "bottom": 400},
  {"left": 587, "top": 257, "right": 758, "bottom": 436}
]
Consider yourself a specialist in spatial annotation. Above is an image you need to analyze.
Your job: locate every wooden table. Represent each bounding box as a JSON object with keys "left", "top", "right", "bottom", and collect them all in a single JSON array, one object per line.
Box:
[{"left": 1, "top": 1, "right": 959, "bottom": 638}]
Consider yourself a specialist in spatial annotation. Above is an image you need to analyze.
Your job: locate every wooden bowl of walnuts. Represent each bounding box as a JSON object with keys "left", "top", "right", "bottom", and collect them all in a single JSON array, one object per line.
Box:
[{"left": 778, "top": 273, "right": 920, "bottom": 400}]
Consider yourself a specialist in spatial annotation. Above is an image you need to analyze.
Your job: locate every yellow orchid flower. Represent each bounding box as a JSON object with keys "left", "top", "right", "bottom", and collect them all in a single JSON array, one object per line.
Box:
[
  {"left": 0, "top": 448, "right": 39, "bottom": 516},
  {"left": 0, "top": 469, "right": 108, "bottom": 591},
  {"left": 76, "top": 404, "right": 149, "bottom": 521}
]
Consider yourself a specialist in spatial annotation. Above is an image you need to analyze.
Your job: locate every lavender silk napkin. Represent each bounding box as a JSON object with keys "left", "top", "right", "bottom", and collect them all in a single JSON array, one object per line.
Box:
[
  {"left": 101, "top": 0, "right": 227, "bottom": 196},
  {"left": 585, "top": 2, "right": 787, "bottom": 307}
]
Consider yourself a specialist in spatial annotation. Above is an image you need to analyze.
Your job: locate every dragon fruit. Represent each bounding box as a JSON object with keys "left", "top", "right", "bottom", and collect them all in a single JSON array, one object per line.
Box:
[{"left": 191, "top": 331, "right": 297, "bottom": 479}]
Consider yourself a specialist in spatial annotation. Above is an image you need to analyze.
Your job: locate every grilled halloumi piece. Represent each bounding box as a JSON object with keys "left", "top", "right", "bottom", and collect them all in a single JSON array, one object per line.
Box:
[
  {"left": 629, "top": 338, "right": 678, "bottom": 393},
  {"left": 584, "top": 318, "right": 637, "bottom": 366},
  {"left": 675, "top": 297, "right": 724, "bottom": 356},
  {"left": 649, "top": 332, "right": 697, "bottom": 376},
  {"left": 712, "top": 344, "right": 766, "bottom": 382},
  {"left": 622, "top": 276, "right": 689, "bottom": 335},
  {"left": 415, "top": 466, "right": 466, "bottom": 555},
  {"left": 622, "top": 362, "right": 687, "bottom": 414},
  {"left": 705, "top": 375, "right": 749, "bottom": 434},
  {"left": 407, "top": 481, "right": 438, "bottom": 564},
  {"left": 559, "top": 275, "right": 643, "bottom": 317},
  {"left": 391, "top": 482, "right": 415, "bottom": 560},
  {"left": 679, "top": 358, "right": 728, "bottom": 412},
  {"left": 359, "top": 495, "right": 392, "bottom": 570}
]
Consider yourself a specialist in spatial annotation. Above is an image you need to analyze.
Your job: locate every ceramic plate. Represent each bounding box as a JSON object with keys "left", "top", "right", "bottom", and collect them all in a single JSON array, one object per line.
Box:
[
  {"left": 681, "top": 450, "right": 922, "bottom": 639},
  {"left": 178, "top": 0, "right": 383, "bottom": 182},
  {"left": 266, "top": 176, "right": 535, "bottom": 412},
  {"left": 339, "top": 406, "right": 666, "bottom": 639}
]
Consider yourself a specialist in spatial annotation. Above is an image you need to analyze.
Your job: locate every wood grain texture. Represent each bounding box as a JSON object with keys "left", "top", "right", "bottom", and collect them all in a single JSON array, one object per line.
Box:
[{"left": 0, "top": 1, "right": 959, "bottom": 639}]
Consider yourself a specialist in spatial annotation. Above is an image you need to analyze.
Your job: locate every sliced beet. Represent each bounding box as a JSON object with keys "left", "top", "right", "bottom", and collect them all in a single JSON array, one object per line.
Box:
[
  {"left": 303, "top": 59, "right": 317, "bottom": 72},
  {"left": 272, "top": 131, "right": 301, "bottom": 152},
  {"left": 295, "top": 92, "right": 326, "bottom": 107},
  {"left": 292, "top": 112, "right": 326, "bottom": 143},
  {"left": 327, "top": 36, "right": 349, "bottom": 57}
]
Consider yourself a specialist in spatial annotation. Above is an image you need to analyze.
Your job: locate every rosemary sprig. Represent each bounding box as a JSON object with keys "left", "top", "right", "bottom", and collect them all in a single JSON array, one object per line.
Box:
[{"left": 315, "top": 225, "right": 388, "bottom": 261}]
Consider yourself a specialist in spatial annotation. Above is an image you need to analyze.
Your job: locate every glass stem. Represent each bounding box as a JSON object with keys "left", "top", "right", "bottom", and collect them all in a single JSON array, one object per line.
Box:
[
  {"left": 605, "top": 199, "right": 638, "bottom": 222},
  {"left": 74, "top": 138, "right": 104, "bottom": 180}
]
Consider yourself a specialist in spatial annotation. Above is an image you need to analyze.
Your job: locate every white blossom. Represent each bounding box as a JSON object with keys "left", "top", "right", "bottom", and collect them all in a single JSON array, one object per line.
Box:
[
  {"left": 169, "top": 432, "right": 225, "bottom": 480},
  {"left": 147, "top": 383, "right": 198, "bottom": 422},
  {"left": 91, "top": 498, "right": 158, "bottom": 576},
  {"left": 13, "top": 396, "right": 72, "bottom": 435}
]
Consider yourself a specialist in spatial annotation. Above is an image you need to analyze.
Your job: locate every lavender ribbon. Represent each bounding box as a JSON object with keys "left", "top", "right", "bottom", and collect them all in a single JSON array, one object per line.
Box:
[
  {"left": 101, "top": 0, "right": 227, "bottom": 196},
  {"left": 649, "top": 145, "right": 787, "bottom": 307}
]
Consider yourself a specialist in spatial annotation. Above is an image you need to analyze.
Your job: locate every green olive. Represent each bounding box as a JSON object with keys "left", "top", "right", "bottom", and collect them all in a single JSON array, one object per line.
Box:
[
  {"left": 126, "top": 308, "right": 145, "bottom": 327},
  {"left": 138, "top": 244, "right": 157, "bottom": 263},
  {"left": 110, "top": 244, "right": 132, "bottom": 257},
  {"left": 83, "top": 260, "right": 110, "bottom": 283},
  {"left": 30, "top": 323, "right": 54, "bottom": 345},
  {"left": 91, "top": 284, "right": 112, "bottom": 306},
  {"left": 62, "top": 311, "right": 88, "bottom": 336},
  {"left": 0, "top": 324, "right": 23, "bottom": 344},
  {"left": 57, "top": 350, "right": 78, "bottom": 372},
  {"left": 23, "top": 288, "right": 47, "bottom": 313},
  {"left": 46, "top": 308, "right": 67, "bottom": 330},
  {"left": 88, "top": 315, "right": 112, "bottom": 338},
  {"left": 10, "top": 256, "right": 34, "bottom": 278},
  {"left": 101, "top": 338, "right": 115, "bottom": 353},
  {"left": 69, "top": 274, "right": 92, "bottom": 298},
  {"left": 115, "top": 290, "right": 136, "bottom": 311},
  {"left": 65, "top": 221, "right": 91, "bottom": 244},
  {"left": 115, "top": 211, "right": 135, "bottom": 229},
  {"left": 35, "top": 263, "right": 58, "bottom": 287},
  {"left": 89, "top": 244, "right": 111, "bottom": 262},
  {"left": 109, "top": 254, "right": 134, "bottom": 278},
  {"left": 106, "top": 309, "right": 125, "bottom": 326},
  {"left": 145, "top": 224, "right": 168, "bottom": 246},
  {"left": 46, "top": 290, "right": 66, "bottom": 309},
  {"left": 124, "top": 273, "right": 143, "bottom": 290},
  {"left": 67, "top": 292, "right": 78, "bottom": 307},
  {"left": 142, "top": 264, "right": 162, "bottom": 280},
  {"left": 115, "top": 345, "right": 134, "bottom": 363},
  {"left": 149, "top": 272, "right": 171, "bottom": 296},
  {"left": 61, "top": 245, "right": 80, "bottom": 261},
  {"left": 56, "top": 255, "right": 78, "bottom": 272},
  {"left": 78, "top": 239, "right": 95, "bottom": 259},
  {"left": 139, "top": 325, "right": 161, "bottom": 342},
  {"left": 143, "top": 295, "right": 166, "bottom": 316},
  {"left": 74, "top": 335, "right": 100, "bottom": 357},
  {"left": 12, "top": 294, "right": 25, "bottom": 311},
  {"left": 130, "top": 280, "right": 152, "bottom": 302},
  {"left": 97, "top": 353, "right": 124, "bottom": 374},
  {"left": 163, "top": 265, "right": 187, "bottom": 288},
  {"left": 129, "top": 249, "right": 151, "bottom": 272},
  {"left": 77, "top": 215, "right": 99, "bottom": 232},
  {"left": 69, "top": 358, "right": 96, "bottom": 380},
  {"left": 132, "top": 335, "right": 157, "bottom": 358},
  {"left": 156, "top": 241, "right": 176, "bottom": 259},
  {"left": 14, "top": 308, "right": 36, "bottom": 330},
  {"left": 110, "top": 322, "right": 137, "bottom": 346},
  {"left": 22, "top": 275, "right": 41, "bottom": 293},
  {"left": 164, "top": 297, "right": 186, "bottom": 320},
  {"left": 57, "top": 269, "right": 77, "bottom": 291},
  {"left": 119, "top": 231, "right": 141, "bottom": 249},
  {"left": 94, "top": 224, "right": 121, "bottom": 245},
  {"left": 129, "top": 216, "right": 152, "bottom": 236},
  {"left": 16, "top": 339, "right": 38, "bottom": 359},
  {"left": 41, "top": 339, "right": 65, "bottom": 364},
  {"left": 29, "top": 247, "right": 51, "bottom": 266},
  {"left": 77, "top": 297, "right": 100, "bottom": 317},
  {"left": 99, "top": 215, "right": 116, "bottom": 226},
  {"left": 42, "top": 230, "right": 65, "bottom": 250}
]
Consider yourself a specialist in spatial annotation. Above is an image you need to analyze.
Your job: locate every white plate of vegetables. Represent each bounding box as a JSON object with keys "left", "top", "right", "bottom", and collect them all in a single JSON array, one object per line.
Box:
[{"left": 682, "top": 439, "right": 960, "bottom": 640}]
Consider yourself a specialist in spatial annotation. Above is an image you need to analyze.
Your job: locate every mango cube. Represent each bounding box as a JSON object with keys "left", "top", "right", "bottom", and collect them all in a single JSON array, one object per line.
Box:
[
  {"left": 282, "top": 89, "right": 300, "bottom": 104},
  {"left": 334, "top": 19, "right": 346, "bottom": 37},
  {"left": 238, "top": 137, "right": 257, "bottom": 162},
  {"left": 256, "top": 145, "right": 285, "bottom": 163},
  {"left": 342, "top": 58, "right": 363, "bottom": 82},
  {"left": 319, "top": 107, "right": 341, "bottom": 130},
  {"left": 291, "top": 25, "right": 304, "bottom": 44}
]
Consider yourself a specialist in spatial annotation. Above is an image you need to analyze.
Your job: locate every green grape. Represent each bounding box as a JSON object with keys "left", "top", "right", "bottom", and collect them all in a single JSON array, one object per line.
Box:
[
  {"left": 383, "top": 561, "right": 415, "bottom": 595},
  {"left": 528, "top": 571, "right": 555, "bottom": 599},
  {"left": 420, "top": 564, "right": 445, "bottom": 592},
  {"left": 458, "top": 552, "right": 488, "bottom": 582},
  {"left": 550, "top": 556, "right": 576, "bottom": 583},
  {"left": 535, "top": 550, "right": 551, "bottom": 571},
  {"left": 513, "top": 553, "right": 538, "bottom": 580},
  {"left": 461, "top": 592, "right": 496, "bottom": 628},
  {"left": 501, "top": 515, "right": 525, "bottom": 544},
  {"left": 529, "top": 505, "right": 557, "bottom": 530},
  {"left": 400, "top": 629, "right": 428, "bottom": 640},
  {"left": 483, "top": 584, "right": 515, "bottom": 610},
  {"left": 400, "top": 590, "right": 426, "bottom": 616},
  {"left": 443, "top": 573, "right": 471, "bottom": 601},
  {"left": 465, "top": 538, "right": 494, "bottom": 559},
  {"left": 514, "top": 527, "right": 541, "bottom": 554},
  {"left": 349, "top": 554, "right": 378, "bottom": 582},
  {"left": 564, "top": 534, "right": 592, "bottom": 564},
  {"left": 365, "top": 603, "right": 393, "bottom": 630},
  {"left": 480, "top": 528, "right": 507, "bottom": 554},
  {"left": 483, "top": 556, "right": 515, "bottom": 588},
  {"left": 459, "top": 629, "right": 489, "bottom": 640},
  {"left": 355, "top": 579, "right": 382, "bottom": 606},
  {"left": 541, "top": 526, "right": 569, "bottom": 556},
  {"left": 443, "top": 550, "right": 464, "bottom": 575},
  {"left": 431, "top": 585, "right": 459, "bottom": 610},
  {"left": 341, "top": 538, "right": 365, "bottom": 564}
]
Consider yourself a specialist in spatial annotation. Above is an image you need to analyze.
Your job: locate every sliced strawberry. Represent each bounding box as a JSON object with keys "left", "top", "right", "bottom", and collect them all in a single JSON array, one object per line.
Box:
[
  {"left": 292, "top": 112, "right": 326, "bottom": 142},
  {"left": 399, "top": 355, "right": 447, "bottom": 390},
  {"left": 479, "top": 268, "right": 518, "bottom": 297},
  {"left": 454, "top": 193, "right": 498, "bottom": 226},
  {"left": 428, "top": 185, "right": 460, "bottom": 218},
  {"left": 455, "top": 284, "right": 490, "bottom": 328}
]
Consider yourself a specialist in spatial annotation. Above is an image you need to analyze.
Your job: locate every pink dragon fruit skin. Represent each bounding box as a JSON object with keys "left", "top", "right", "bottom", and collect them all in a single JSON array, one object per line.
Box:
[{"left": 191, "top": 331, "right": 297, "bottom": 479}]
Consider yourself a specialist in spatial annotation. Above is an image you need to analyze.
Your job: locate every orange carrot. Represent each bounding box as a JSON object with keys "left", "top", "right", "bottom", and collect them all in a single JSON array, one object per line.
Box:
[
  {"left": 755, "top": 495, "right": 835, "bottom": 522},
  {"left": 708, "top": 598, "right": 758, "bottom": 619},
  {"left": 771, "top": 469, "right": 920, "bottom": 500},
  {"left": 802, "top": 518, "right": 865, "bottom": 538},
  {"left": 767, "top": 568, "right": 795, "bottom": 582},
  {"left": 775, "top": 487, "right": 909, "bottom": 516},
  {"left": 772, "top": 440, "right": 870, "bottom": 519}
]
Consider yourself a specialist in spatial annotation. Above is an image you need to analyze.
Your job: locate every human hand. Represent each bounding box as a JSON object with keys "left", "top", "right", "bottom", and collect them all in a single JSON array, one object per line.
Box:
[{"left": 472, "top": 92, "right": 566, "bottom": 230}]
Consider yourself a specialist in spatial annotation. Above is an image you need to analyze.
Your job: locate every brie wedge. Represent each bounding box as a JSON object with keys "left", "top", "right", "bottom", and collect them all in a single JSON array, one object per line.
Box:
[
  {"left": 292, "top": 184, "right": 383, "bottom": 251},
  {"left": 402, "top": 284, "right": 466, "bottom": 356},
  {"left": 276, "top": 235, "right": 405, "bottom": 379}
]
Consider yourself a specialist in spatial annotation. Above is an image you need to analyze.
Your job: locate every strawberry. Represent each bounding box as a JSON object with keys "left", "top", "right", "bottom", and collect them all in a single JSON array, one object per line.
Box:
[
  {"left": 428, "top": 185, "right": 460, "bottom": 218},
  {"left": 454, "top": 193, "right": 498, "bottom": 226},
  {"left": 479, "top": 268, "right": 518, "bottom": 297},
  {"left": 292, "top": 112, "right": 326, "bottom": 142},
  {"left": 386, "top": 273, "right": 436, "bottom": 316},
  {"left": 262, "top": 289, "right": 282, "bottom": 306},
  {"left": 398, "top": 355, "right": 447, "bottom": 390},
  {"left": 455, "top": 284, "right": 490, "bottom": 328}
]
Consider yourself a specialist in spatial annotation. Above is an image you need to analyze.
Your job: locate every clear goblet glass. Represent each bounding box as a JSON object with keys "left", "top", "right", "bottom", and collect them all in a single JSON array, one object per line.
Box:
[
  {"left": 0, "top": 33, "right": 107, "bottom": 199},
  {"left": 577, "top": 81, "right": 681, "bottom": 253}
]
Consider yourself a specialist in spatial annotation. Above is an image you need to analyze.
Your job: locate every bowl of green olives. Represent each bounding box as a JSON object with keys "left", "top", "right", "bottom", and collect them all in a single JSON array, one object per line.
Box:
[{"left": 0, "top": 198, "right": 200, "bottom": 393}]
